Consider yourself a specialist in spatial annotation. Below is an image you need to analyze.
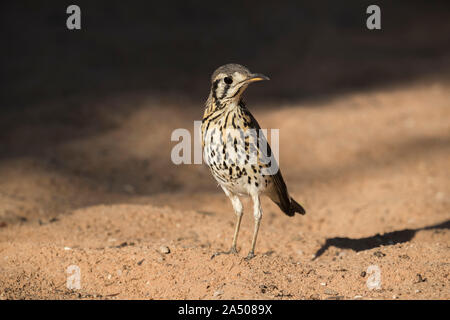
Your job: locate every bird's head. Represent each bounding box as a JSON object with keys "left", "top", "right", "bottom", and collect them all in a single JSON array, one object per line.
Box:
[{"left": 209, "top": 63, "right": 269, "bottom": 105}]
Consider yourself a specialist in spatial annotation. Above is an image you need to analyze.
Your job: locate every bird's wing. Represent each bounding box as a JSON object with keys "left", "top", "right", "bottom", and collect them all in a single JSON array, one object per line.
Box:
[{"left": 241, "top": 105, "right": 293, "bottom": 215}]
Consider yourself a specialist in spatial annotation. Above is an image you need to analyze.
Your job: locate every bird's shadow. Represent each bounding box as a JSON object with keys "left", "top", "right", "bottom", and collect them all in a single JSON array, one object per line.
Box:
[{"left": 313, "top": 219, "right": 449, "bottom": 260}]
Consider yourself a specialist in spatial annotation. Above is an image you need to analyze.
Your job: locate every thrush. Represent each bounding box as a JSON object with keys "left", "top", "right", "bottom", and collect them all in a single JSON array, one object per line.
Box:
[{"left": 201, "top": 63, "right": 306, "bottom": 260}]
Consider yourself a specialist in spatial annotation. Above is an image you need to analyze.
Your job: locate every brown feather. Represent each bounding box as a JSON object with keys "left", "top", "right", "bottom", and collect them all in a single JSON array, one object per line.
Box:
[{"left": 241, "top": 104, "right": 306, "bottom": 216}]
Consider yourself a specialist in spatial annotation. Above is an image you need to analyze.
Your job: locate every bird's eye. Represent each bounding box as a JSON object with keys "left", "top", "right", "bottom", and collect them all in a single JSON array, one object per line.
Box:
[{"left": 224, "top": 77, "right": 233, "bottom": 84}]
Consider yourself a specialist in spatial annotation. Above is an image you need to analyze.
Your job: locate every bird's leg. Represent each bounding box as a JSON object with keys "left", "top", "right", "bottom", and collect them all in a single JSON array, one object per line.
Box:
[
  {"left": 246, "top": 194, "right": 262, "bottom": 260},
  {"left": 230, "top": 199, "right": 243, "bottom": 253},
  {"left": 211, "top": 192, "right": 243, "bottom": 259}
]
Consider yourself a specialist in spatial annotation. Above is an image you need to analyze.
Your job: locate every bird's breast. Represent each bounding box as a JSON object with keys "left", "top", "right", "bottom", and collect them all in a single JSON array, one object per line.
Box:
[{"left": 202, "top": 108, "right": 273, "bottom": 196}]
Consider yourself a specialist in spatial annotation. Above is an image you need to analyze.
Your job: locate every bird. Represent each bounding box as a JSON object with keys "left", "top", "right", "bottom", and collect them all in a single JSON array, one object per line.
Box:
[{"left": 201, "top": 63, "right": 306, "bottom": 260}]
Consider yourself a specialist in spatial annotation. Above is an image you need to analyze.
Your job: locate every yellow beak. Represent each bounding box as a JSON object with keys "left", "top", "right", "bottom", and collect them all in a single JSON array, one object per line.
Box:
[{"left": 245, "top": 73, "right": 270, "bottom": 83}]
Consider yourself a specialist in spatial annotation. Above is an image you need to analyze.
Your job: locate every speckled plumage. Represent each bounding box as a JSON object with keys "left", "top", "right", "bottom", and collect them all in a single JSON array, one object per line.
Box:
[{"left": 201, "top": 64, "right": 305, "bottom": 259}]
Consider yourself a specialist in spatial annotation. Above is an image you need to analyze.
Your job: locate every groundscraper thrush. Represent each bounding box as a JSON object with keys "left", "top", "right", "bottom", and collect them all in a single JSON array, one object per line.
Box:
[{"left": 201, "top": 64, "right": 306, "bottom": 260}]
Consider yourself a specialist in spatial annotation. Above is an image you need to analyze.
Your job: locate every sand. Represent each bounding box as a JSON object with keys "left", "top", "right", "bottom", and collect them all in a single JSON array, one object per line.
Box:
[{"left": 0, "top": 79, "right": 449, "bottom": 300}]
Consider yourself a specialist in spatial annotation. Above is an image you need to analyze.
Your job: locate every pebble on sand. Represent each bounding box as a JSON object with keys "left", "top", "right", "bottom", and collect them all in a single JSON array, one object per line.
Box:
[
  {"left": 324, "top": 288, "right": 338, "bottom": 296},
  {"left": 213, "top": 290, "right": 224, "bottom": 297},
  {"left": 159, "top": 245, "right": 170, "bottom": 254}
]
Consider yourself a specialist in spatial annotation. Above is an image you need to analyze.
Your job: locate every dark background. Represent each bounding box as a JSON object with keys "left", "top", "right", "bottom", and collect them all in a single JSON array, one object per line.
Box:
[{"left": 2, "top": 0, "right": 450, "bottom": 110}]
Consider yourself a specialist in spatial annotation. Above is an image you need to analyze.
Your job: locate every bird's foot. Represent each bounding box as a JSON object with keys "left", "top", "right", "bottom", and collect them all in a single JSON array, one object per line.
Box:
[
  {"left": 244, "top": 251, "right": 256, "bottom": 261},
  {"left": 211, "top": 247, "right": 238, "bottom": 259}
]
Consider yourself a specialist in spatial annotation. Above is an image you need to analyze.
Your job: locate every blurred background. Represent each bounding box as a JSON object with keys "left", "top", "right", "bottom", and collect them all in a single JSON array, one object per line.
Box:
[
  {"left": 0, "top": 0, "right": 449, "bottom": 220},
  {"left": 2, "top": 1, "right": 450, "bottom": 107}
]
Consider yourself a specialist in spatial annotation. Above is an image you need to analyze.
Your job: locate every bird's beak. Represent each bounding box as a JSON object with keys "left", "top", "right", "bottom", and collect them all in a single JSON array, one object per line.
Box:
[{"left": 245, "top": 73, "right": 270, "bottom": 83}]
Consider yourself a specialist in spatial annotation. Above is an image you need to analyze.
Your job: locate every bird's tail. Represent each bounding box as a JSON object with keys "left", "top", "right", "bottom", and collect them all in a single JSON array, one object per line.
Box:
[
  {"left": 267, "top": 169, "right": 306, "bottom": 216},
  {"left": 289, "top": 197, "right": 306, "bottom": 215},
  {"left": 272, "top": 195, "right": 306, "bottom": 217}
]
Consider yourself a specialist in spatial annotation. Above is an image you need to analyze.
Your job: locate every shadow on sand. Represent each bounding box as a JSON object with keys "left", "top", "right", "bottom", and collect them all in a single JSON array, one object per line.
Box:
[{"left": 313, "top": 219, "right": 450, "bottom": 259}]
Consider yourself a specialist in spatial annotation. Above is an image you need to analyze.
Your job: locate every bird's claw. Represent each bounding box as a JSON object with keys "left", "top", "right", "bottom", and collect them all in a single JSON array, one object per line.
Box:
[
  {"left": 211, "top": 247, "right": 238, "bottom": 259},
  {"left": 244, "top": 251, "right": 255, "bottom": 261}
]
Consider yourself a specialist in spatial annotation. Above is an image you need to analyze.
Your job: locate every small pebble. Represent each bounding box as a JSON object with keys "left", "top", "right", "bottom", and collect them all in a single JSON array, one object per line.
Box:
[
  {"left": 64, "top": 247, "right": 72, "bottom": 251},
  {"left": 415, "top": 274, "right": 426, "bottom": 283},
  {"left": 353, "top": 295, "right": 363, "bottom": 300},
  {"left": 137, "top": 258, "right": 145, "bottom": 266},
  {"left": 213, "top": 290, "right": 223, "bottom": 297},
  {"left": 374, "top": 251, "right": 386, "bottom": 258},
  {"left": 324, "top": 288, "right": 338, "bottom": 296},
  {"left": 159, "top": 245, "right": 170, "bottom": 254}
]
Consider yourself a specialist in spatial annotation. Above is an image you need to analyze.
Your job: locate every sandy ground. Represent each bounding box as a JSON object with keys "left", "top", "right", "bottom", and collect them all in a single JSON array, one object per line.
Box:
[{"left": 0, "top": 79, "right": 449, "bottom": 300}]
